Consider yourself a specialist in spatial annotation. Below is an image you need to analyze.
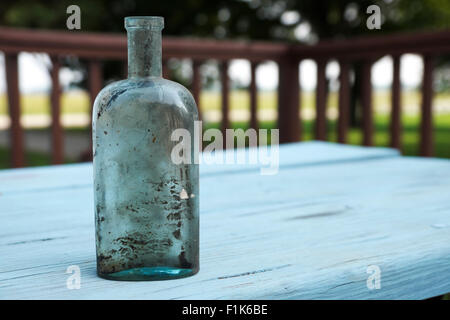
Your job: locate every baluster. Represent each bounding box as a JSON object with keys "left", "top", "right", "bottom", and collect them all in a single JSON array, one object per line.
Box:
[
  {"left": 420, "top": 55, "right": 434, "bottom": 157},
  {"left": 123, "top": 59, "right": 128, "bottom": 78},
  {"left": 220, "top": 61, "right": 230, "bottom": 135},
  {"left": 390, "top": 55, "right": 402, "bottom": 151},
  {"left": 192, "top": 60, "right": 202, "bottom": 121},
  {"left": 361, "top": 59, "right": 374, "bottom": 146},
  {"left": 163, "top": 60, "right": 170, "bottom": 79},
  {"left": 278, "top": 58, "right": 300, "bottom": 142},
  {"left": 338, "top": 60, "right": 350, "bottom": 143},
  {"left": 315, "top": 59, "right": 327, "bottom": 141},
  {"left": 250, "top": 61, "right": 258, "bottom": 130},
  {"left": 85, "top": 59, "right": 102, "bottom": 161},
  {"left": 88, "top": 60, "right": 102, "bottom": 107},
  {"left": 50, "top": 56, "right": 63, "bottom": 164},
  {"left": 5, "top": 53, "right": 24, "bottom": 167}
]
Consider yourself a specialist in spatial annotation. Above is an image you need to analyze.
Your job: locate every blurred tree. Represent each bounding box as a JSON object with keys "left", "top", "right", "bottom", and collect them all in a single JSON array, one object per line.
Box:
[{"left": 1, "top": 0, "right": 449, "bottom": 39}]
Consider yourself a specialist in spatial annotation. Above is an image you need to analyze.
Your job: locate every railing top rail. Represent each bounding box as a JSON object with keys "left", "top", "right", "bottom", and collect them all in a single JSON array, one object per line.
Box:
[
  {"left": 0, "top": 26, "right": 449, "bottom": 61},
  {"left": 292, "top": 29, "right": 450, "bottom": 60},
  {"left": 0, "top": 26, "right": 289, "bottom": 61}
]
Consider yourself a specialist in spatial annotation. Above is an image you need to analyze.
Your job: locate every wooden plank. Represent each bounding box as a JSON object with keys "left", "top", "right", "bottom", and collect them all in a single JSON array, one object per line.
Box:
[
  {"left": 419, "top": 55, "right": 434, "bottom": 157},
  {"left": 390, "top": 55, "right": 402, "bottom": 151},
  {"left": 4, "top": 53, "right": 24, "bottom": 168},
  {"left": 0, "top": 152, "right": 449, "bottom": 299},
  {"left": 315, "top": 59, "right": 327, "bottom": 141},
  {"left": 50, "top": 56, "right": 64, "bottom": 164},
  {"left": 0, "top": 142, "right": 400, "bottom": 194}
]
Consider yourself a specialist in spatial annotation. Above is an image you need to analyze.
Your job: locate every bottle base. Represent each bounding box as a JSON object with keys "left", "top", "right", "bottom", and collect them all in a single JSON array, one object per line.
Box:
[{"left": 98, "top": 266, "right": 198, "bottom": 281}]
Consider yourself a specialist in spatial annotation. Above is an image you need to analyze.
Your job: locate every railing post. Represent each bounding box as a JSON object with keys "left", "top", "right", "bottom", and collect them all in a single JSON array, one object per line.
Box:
[
  {"left": 163, "top": 60, "right": 170, "bottom": 79},
  {"left": 338, "top": 60, "right": 350, "bottom": 143},
  {"left": 220, "top": 61, "right": 230, "bottom": 135},
  {"left": 5, "top": 53, "right": 24, "bottom": 167},
  {"left": 89, "top": 60, "right": 102, "bottom": 109},
  {"left": 361, "top": 59, "right": 374, "bottom": 146},
  {"left": 85, "top": 59, "right": 102, "bottom": 161},
  {"left": 315, "top": 59, "right": 327, "bottom": 140},
  {"left": 122, "top": 59, "right": 128, "bottom": 78},
  {"left": 390, "top": 55, "right": 402, "bottom": 151},
  {"left": 250, "top": 61, "right": 258, "bottom": 130},
  {"left": 50, "top": 56, "right": 64, "bottom": 164},
  {"left": 192, "top": 60, "right": 202, "bottom": 120},
  {"left": 420, "top": 55, "right": 434, "bottom": 157},
  {"left": 278, "top": 57, "right": 300, "bottom": 143}
]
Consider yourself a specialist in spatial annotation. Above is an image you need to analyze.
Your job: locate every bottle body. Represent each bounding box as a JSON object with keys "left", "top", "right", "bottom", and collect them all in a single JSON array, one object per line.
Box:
[{"left": 93, "top": 17, "right": 199, "bottom": 281}]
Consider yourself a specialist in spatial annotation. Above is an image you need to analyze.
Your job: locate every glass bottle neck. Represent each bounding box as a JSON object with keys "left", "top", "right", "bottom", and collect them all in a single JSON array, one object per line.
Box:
[{"left": 127, "top": 28, "right": 162, "bottom": 78}]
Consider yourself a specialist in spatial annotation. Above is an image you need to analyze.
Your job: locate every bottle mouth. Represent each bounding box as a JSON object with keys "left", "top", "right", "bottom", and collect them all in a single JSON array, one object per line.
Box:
[{"left": 125, "top": 16, "right": 164, "bottom": 30}]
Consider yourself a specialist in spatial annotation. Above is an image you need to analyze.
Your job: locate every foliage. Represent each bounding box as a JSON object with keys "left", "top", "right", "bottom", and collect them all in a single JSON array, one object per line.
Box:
[{"left": 1, "top": 0, "right": 449, "bottom": 41}]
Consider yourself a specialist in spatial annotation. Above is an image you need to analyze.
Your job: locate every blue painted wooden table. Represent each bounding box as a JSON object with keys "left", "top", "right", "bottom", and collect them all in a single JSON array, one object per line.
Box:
[{"left": 1, "top": 141, "right": 450, "bottom": 299}]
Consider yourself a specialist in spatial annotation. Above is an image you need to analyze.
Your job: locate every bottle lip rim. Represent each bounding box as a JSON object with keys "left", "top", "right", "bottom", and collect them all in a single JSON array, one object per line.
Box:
[{"left": 125, "top": 16, "right": 164, "bottom": 30}]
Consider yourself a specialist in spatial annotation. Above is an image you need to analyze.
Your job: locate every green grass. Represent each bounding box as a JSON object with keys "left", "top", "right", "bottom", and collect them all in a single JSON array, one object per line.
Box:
[
  {"left": 1, "top": 89, "right": 450, "bottom": 114},
  {"left": 0, "top": 91, "right": 91, "bottom": 115},
  {"left": 203, "top": 114, "right": 450, "bottom": 158},
  {"left": 0, "top": 89, "right": 449, "bottom": 168},
  {"left": 0, "top": 147, "right": 51, "bottom": 169},
  {"left": 199, "top": 89, "right": 450, "bottom": 112}
]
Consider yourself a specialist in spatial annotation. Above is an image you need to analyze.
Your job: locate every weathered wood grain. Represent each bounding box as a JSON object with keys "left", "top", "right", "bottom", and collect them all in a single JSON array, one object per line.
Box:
[{"left": 2, "top": 142, "right": 450, "bottom": 299}]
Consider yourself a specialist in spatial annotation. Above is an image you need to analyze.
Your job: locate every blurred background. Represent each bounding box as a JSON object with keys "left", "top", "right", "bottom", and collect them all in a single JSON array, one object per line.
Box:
[{"left": 0, "top": 0, "right": 449, "bottom": 168}]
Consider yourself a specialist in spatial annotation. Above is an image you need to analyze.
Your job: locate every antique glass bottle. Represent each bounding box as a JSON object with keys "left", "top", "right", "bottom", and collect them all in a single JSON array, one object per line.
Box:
[{"left": 92, "top": 16, "right": 199, "bottom": 280}]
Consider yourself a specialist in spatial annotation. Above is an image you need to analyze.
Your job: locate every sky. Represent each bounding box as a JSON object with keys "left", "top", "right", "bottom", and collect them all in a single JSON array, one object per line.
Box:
[{"left": 0, "top": 52, "right": 424, "bottom": 94}]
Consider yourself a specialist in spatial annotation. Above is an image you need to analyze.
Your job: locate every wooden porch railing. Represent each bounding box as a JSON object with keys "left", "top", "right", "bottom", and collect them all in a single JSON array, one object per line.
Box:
[{"left": 0, "top": 27, "right": 449, "bottom": 167}]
